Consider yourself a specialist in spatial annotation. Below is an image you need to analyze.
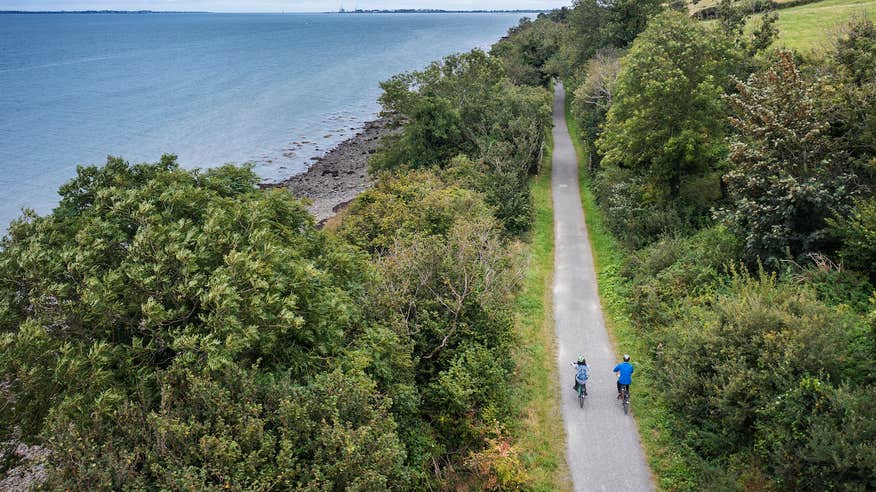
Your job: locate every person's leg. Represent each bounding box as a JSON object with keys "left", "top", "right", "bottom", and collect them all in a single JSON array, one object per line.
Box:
[{"left": 617, "top": 380, "right": 622, "bottom": 399}]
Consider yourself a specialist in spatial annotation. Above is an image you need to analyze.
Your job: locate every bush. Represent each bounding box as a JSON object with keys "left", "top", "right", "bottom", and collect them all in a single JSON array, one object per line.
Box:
[
  {"left": 591, "top": 168, "right": 692, "bottom": 249},
  {"left": 831, "top": 198, "right": 876, "bottom": 281},
  {"left": 0, "top": 156, "right": 415, "bottom": 488},
  {"left": 720, "top": 51, "right": 862, "bottom": 265},
  {"left": 659, "top": 273, "right": 871, "bottom": 458},
  {"left": 335, "top": 169, "right": 493, "bottom": 254},
  {"left": 756, "top": 379, "right": 876, "bottom": 491},
  {"left": 623, "top": 226, "right": 742, "bottom": 328}
]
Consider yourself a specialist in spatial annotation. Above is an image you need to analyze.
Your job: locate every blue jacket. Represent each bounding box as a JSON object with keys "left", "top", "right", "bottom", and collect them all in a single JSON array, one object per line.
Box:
[{"left": 613, "top": 362, "right": 634, "bottom": 385}]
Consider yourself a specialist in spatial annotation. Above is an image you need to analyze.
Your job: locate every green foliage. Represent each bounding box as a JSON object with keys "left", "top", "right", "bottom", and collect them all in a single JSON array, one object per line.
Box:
[
  {"left": 590, "top": 168, "right": 694, "bottom": 249},
  {"left": 597, "top": 12, "right": 737, "bottom": 198},
  {"left": 659, "top": 273, "right": 871, "bottom": 458},
  {"left": 834, "top": 13, "right": 876, "bottom": 85},
  {"left": 831, "top": 198, "right": 876, "bottom": 278},
  {"left": 623, "top": 225, "right": 742, "bottom": 328},
  {"left": 720, "top": 51, "right": 862, "bottom": 265},
  {"left": 372, "top": 49, "right": 550, "bottom": 235},
  {"left": 373, "top": 50, "right": 548, "bottom": 174},
  {"left": 565, "top": 0, "right": 663, "bottom": 68},
  {"left": 362, "top": 199, "right": 524, "bottom": 478},
  {"left": 0, "top": 157, "right": 415, "bottom": 488},
  {"left": 490, "top": 16, "right": 565, "bottom": 87},
  {"left": 756, "top": 379, "right": 876, "bottom": 490},
  {"left": 571, "top": 48, "right": 624, "bottom": 168},
  {"left": 335, "top": 169, "right": 492, "bottom": 254}
]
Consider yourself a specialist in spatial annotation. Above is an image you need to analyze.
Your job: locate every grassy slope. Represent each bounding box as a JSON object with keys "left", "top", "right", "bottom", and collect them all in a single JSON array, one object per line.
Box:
[
  {"left": 740, "top": 0, "right": 876, "bottom": 50},
  {"left": 511, "top": 124, "right": 572, "bottom": 491},
  {"left": 772, "top": 0, "right": 876, "bottom": 49},
  {"left": 563, "top": 99, "right": 700, "bottom": 492}
]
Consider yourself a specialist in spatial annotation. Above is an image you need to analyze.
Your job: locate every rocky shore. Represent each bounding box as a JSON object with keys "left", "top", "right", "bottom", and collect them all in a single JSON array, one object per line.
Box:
[{"left": 262, "top": 119, "right": 397, "bottom": 225}]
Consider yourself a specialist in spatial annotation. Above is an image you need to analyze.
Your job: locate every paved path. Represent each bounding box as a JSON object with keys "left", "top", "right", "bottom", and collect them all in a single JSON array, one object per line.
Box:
[{"left": 551, "top": 82, "right": 654, "bottom": 492}]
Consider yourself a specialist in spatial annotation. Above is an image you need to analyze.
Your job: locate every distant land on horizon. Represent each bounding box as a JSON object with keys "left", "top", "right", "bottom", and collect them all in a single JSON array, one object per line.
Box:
[
  {"left": 1, "top": 9, "right": 548, "bottom": 14},
  {"left": 0, "top": 10, "right": 206, "bottom": 14}
]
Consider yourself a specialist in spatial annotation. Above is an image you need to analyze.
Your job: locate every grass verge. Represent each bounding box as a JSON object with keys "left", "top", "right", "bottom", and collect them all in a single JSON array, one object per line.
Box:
[
  {"left": 564, "top": 96, "right": 699, "bottom": 492},
  {"left": 510, "top": 120, "right": 572, "bottom": 491}
]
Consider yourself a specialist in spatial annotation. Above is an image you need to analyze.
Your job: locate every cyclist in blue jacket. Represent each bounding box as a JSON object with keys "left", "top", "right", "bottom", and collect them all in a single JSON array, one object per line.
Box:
[
  {"left": 571, "top": 356, "right": 589, "bottom": 395},
  {"left": 613, "top": 354, "right": 634, "bottom": 399}
]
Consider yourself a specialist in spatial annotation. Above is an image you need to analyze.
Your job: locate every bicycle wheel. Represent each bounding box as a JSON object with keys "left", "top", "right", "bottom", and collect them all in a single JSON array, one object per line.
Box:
[
  {"left": 578, "top": 389, "right": 584, "bottom": 408},
  {"left": 622, "top": 392, "right": 630, "bottom": 415}
]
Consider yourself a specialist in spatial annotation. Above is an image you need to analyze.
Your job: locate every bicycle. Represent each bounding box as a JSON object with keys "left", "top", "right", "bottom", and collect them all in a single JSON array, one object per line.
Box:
[
  {"left": 576, "top": 380, "right": 587, "bottom": 408},
  {"left": 619, "top": 384, "right": 630, "bottom": 414}
]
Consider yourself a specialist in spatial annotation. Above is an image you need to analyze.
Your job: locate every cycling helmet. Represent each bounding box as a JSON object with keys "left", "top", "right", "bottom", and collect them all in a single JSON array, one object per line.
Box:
[
  {"left": 577, "top": 355, "right": 585, "bottom": 364},
  {"left": 623, "top": 354, "right": 631, "bottom": 361}
]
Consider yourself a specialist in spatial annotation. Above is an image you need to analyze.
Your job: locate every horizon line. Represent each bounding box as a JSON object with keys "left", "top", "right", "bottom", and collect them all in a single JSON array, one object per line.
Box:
[{"left": 0, "top": 8, "right": 550, "bottom": 14}]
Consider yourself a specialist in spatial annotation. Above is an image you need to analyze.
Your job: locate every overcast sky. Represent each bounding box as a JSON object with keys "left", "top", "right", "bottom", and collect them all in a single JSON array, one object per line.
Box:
[{"left": 1, "top": 0, "right": 569, "bottom": 12}]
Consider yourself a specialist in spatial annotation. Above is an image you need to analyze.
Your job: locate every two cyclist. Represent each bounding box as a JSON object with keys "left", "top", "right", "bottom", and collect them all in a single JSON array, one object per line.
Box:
[{"left": 571, "top": 353, "right": 634, "bottom": 399}]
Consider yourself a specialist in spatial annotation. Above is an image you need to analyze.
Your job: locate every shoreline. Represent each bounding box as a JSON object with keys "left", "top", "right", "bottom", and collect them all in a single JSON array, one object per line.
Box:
[{"left": 260, "top": 118, "right": 397, "bottom": 225}]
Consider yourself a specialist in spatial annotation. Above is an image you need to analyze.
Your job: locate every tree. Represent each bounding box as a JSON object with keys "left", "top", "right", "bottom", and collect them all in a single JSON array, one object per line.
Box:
[
  {"left": 565, "top": 0, "right": 662, "bottom": 68},
  {"left": 596, "top": 12, "right": 737, "bottom": 198},
  {"left": 0, "top": 156, "right": 413, "bottom": 488},
  {"left": 719, "top": 51, "right": 861, "bottom": 264},
  {"left": 490, "top": 16, "right": 564, "bottom": 87}
]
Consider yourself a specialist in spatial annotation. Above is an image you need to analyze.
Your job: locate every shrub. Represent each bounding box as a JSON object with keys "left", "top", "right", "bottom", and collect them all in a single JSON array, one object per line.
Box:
[
  {"left": 756, "top": 379, "right": 876, "bottom": 491},
  {"left": 0, "top": 157, "right": 415, "bottom": 488},
  {"left": 831, "top": 199, "right": 876, "bottom": 281},
  {"left": 659, "top": 273, "right": 870, "bottom": 458},
  {"left": 624, "top": 225, "right": 741, "bottom": 328},
  {"left": 335, "top": 169, "right": 493, "bottom": 254},
  {"left": 719, "top": 51, "right": 862, "bottom": 265}
]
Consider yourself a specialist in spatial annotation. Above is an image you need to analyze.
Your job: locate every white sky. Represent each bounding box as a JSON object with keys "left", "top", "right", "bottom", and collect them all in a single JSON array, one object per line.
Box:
[{"left": 1, "top": 0, "right": 569, "bottom": 12}]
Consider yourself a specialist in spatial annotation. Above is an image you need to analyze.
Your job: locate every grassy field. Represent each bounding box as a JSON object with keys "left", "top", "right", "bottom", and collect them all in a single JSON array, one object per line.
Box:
[
  {"left": 769, "top": 0, "right": 876, "bottom": 50},
  {"left": 694, "top": 0, "right": 875, "bottom": 51},
  {"left": 688, "top": 0, "right": 800, "bottom": 15},
  {"left": 564, "top": 97, "right": 701, "bottom": 492},
  {"left": 510, "top": 122, "right": 572, "bottom": 491}
]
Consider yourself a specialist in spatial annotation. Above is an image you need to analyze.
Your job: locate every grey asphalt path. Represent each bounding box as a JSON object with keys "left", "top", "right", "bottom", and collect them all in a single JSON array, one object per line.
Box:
[{"left": 551, "top": 82, "right": 654, "bottom": 492}]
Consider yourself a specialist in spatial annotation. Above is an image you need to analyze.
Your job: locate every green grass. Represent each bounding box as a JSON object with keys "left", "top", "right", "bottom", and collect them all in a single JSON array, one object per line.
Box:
[
  {"left": 564, "top": 97, "right": 700, "bottom": 492},
  {"left": 510, "top": 120, "right": 572, "bottom": 491},
  {"left": 688, "top": 0, "right": 801, "bottom": 15},
  {"left": 759, "top": 0, "right": 875, "bottom": 50}
]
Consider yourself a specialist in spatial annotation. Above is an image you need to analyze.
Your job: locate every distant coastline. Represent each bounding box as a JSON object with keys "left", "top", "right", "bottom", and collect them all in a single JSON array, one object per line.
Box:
[
  {"left": 336, "top": 9, "right": 549, "bottom": 14},
  {"left": 1, "top": 9, "right": 545, "bottom": 14},
  {"left": 0, "top": 10, "right": 207, "bottom": 14}
]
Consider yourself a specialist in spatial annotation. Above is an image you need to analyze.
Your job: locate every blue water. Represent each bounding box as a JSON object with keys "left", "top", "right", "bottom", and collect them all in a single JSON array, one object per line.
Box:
[{"left": 0, "top": 12, "right": 523, "bottom": 229}]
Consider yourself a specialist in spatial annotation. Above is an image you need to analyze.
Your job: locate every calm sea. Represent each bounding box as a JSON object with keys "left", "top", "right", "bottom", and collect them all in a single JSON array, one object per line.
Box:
[{"left": 0, "top": 12, "right": 524, "bottom": 229}]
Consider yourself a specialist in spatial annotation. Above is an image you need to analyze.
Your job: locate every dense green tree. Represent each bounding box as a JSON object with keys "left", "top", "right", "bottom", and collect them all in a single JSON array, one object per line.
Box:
[
  {"left": 564, "top": 0, "right": 662, "bottom": 69},
  {"left": 720, "top": 51, "right": 862, "bottom": 264},
  {"left": 0, "top": 156, "right": 414, "bottom": 488},
  {"left": 371, "top": 49, "right": 549, "bottom": 235},
  {"left": 490, "top": 16, "right": 564, "bottom": 87},
  {"left": 660, "top": 273, "right": 871, "bottom": 457},
  {"left": 597, "top": 12, "right": 737, "bottom": 198}
]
